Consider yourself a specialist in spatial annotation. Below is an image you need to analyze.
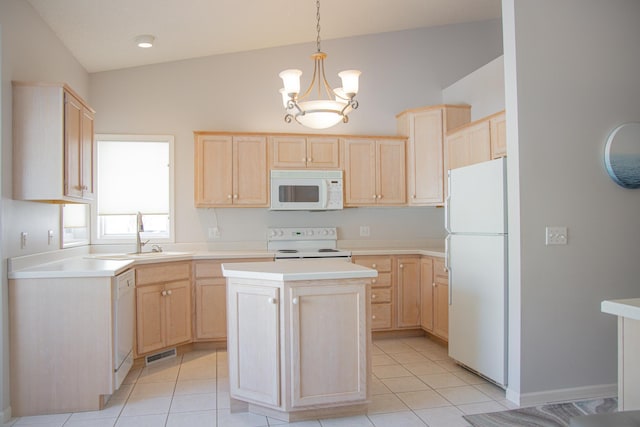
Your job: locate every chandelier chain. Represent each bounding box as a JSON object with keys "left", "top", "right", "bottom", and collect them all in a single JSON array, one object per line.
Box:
[{"left": 315, "top": 0, "right": 321, "bottom": 53}]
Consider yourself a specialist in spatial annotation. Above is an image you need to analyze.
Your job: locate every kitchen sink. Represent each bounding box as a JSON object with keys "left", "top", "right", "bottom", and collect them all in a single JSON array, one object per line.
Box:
[{"left": 86, "top": 251, "right": 193, "bottom": 260}]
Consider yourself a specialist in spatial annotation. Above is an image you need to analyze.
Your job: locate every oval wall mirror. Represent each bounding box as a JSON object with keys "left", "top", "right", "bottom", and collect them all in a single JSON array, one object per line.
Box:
[{"left": 604, "top": 122, "right": 640, "bottom": 189}]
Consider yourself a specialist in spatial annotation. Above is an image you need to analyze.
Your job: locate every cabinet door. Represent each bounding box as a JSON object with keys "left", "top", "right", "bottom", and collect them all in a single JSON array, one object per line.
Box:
[
  {"left": 306, "top": 137, "right": 340, "bottom": 168},
  {"left": 64, "top": 92, "right": 83, "bottom": 199},
  {"left": 344, "top": 139, "right": 377, "bottom": 205},
  {"left": 136, "top": 284, "right": 165, "bottom": 355},
  {"left": 271, "top": 136, "right": 307, "bottom": 168},
  {"left": 396, "top": 257, "right": 420, "bottom": 328},
  {"left": 164, "top": 280, "right": 192, "bottom": 346},
  {"left": 290, "top": 283, "right": 367, "bottom": 407},
  {"left": 194, "top": 278, "right": 227, "bottom": 340},
  {"left": 433, "top": 259, "right": 449, "bottom": 341},
  {"left": 490, "top": 111, "right": 507, "bottom": 159},
  {"left": 195, "top": 135, "right": 233, "bottom": 206},
  {"left": 80, "top": 108, "right": 95, "bottom": 200},
  {"left": 468, "top": 121, "right": 491, "bottom": 166},
  {"left": 377, "top": 139, "right": 406, "bottom": 205},
  {"left": 233, "top": 136, "right": 268, "bottom": 206},
  {"left": 420, "top": 258, "right": 434, "bottom": 332},
  {"left": 408, "top": 109, "right": 444, "bottom": 205},
  {"left": 227, "top": 283, "right": 280, "bottom": 406}
]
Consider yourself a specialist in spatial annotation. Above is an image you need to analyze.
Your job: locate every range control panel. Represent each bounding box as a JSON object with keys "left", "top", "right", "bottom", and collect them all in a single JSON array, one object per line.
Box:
[{"left": 268, "top": 227, "right": 337, "bottom": 241}]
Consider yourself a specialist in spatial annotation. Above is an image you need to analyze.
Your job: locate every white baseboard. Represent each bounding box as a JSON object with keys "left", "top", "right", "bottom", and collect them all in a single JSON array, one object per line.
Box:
[
  {"left": 506, "top": 384, "right": 617, "bottom": 407},
  {"left": 1, "top": 406, "right": 12, "bottom": 423}
]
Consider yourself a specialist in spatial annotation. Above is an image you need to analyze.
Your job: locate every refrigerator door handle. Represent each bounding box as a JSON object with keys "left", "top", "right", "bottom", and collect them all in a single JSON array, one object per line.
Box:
[
  {"left": 444, "top": 172, "right": 451, "bottom": 233},
  {"left": 445, "top": 235, "right": 452, "bottom": 305}
]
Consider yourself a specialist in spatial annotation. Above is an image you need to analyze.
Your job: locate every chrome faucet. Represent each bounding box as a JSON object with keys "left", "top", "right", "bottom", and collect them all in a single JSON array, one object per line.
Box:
[{"left": 135, "top": 212, "right": 149, "bottom": 253}]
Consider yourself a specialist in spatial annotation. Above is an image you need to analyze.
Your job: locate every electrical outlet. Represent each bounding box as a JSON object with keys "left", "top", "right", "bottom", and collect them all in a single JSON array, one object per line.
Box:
[
  {"left": 545, "top": 226, "right": 568, "bottom": 245},
  {"left": 359, "top": 225, "right": 370, "bottom": 237},
  {"left": 208, "top": 227, "right": 221, "bottom": 239},
  {"left": 20, "top": 232, "right": 28, "bottom": 249}
]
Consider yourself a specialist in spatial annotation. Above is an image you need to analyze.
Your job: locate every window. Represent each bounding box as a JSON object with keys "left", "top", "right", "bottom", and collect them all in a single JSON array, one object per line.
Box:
[{"left": 94, "top": 134, "right": 174, "bottom": 244}]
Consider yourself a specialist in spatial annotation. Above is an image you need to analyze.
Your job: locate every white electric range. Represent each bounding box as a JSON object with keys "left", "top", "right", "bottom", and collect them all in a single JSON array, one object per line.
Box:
[{"left": 267, "top": 227, "right": 351, "bottom": 261}]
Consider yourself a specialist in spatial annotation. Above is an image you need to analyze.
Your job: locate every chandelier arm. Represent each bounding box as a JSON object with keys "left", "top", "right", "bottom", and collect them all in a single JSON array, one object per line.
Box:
[{"left": 318, "top": 55, "right": 337, "bottom": 99}]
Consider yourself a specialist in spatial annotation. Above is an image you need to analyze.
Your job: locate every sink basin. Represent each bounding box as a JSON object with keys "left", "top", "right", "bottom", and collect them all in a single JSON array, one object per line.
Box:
[{"left": 87, "top": 251, "right": 193, "bottom": 260}]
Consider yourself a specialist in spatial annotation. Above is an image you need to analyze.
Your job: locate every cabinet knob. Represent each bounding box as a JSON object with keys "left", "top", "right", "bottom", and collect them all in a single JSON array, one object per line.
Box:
[
  {"left": 432, "top": 282, "right": 436, "bottom": 288},
  {"left": 268, "top": 297, "right": 277, "bottom": 304},
  {"left": 371, "top": 279, "right": 377, "bottom": 284},
  {"left": 167, "top": 290, "right": 172, "bottom": 296},
  {"left": 400, "top": 264, "right": 404, "bottom": 269},
  {"left": 292, "top": 297, "right": 298, "bottom": 305},
  {"left": 372, "top": 195, "right": 377, "bottom": 199},
  {"left": 307, "top": 157, "right": 312, "bottom": 162},
  {"left": 372, "top": 263, "right": 377, "bottom": 268},
  {"left": 233, "top": 194, "right": 238, "bottom": 199},
  {"left": 302, "top": 158, "right": 306, "bottom": 162},
  {"left": 372, "top": 315, "right": 377, "bottom": 320},
  {"left": 161, "top": 290, "right": 167, "bottom": 296},
  {"left": 372, "top": 294, "right": 377, "bottom": 299},
  {"left": 378, "top": 194, "right": 383, "bottom": 199},
  {"left": 412, "top": 194, "right": 416, "bottom": 199},
  {"left": 227, "top": 194, "right": 232, "bottom": 199}
]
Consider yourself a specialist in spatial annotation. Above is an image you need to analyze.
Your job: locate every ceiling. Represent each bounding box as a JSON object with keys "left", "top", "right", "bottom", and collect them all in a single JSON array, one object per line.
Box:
[{"left": 27, "top": 0, "right": 502, "bottom": 73}]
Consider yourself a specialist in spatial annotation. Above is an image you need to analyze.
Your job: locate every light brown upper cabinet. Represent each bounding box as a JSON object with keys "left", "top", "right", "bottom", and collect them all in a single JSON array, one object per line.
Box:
[
  {"left": 447, "top": 110, "right": 506, "bottom": 171},
  {"left": 270, "top": 135, "right": 340, "bottom": 169},
  {"left": 343, "top": 137, "right": 406, "bottom": 206},
  {"left": 194, "top": 133, "right": 269, "bottom": 207},
  {"left": 396, "top": 105, "right": 471, "bottom": 206},
  {"left": 12, "top": 82, "right": 95, "bottom": 202},
  {"left": 489, "top": 111, "right": 507, "bottom": 159}
]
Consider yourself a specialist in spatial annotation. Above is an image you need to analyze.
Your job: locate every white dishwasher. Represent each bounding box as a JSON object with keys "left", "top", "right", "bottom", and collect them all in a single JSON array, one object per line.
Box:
[{"left": 114, "top": 269, "right": 135, "bottom": 389}]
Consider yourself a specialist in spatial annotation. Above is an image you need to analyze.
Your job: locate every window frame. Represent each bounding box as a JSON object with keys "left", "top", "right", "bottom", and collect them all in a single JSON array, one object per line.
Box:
[{"left": 92, "top": 134, "right": 175, "bottom": 245}]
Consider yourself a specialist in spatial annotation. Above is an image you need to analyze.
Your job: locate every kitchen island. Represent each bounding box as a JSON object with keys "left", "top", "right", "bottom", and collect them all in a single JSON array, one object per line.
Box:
[{"left": 222, "top": 259, "right": 378, "bottom": 422}]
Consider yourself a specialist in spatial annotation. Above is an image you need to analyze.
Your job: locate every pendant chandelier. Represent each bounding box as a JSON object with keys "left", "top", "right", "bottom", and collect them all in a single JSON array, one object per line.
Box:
[{"left": 279, "top": 0, "right": 361, "bottom": 130}]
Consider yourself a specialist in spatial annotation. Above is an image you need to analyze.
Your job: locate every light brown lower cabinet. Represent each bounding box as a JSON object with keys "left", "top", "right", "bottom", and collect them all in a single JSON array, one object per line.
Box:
[
  {"left": 352, "top": 255, "right": 393, "bottom": 330},
  {"left": 420, "top": 257, "right": 435, "bottom": 331},
  {"left": 135, "top": 262, "right": 192, "bottom": 355},
  {"left": 193, "top": 258, "right": 269, "bottom": 341},
  {"left": 396, "top": 256, "right": 421, "bottom": 328},
  {"left": 432, "top": 258, "right": 449, "bottom": 341}
]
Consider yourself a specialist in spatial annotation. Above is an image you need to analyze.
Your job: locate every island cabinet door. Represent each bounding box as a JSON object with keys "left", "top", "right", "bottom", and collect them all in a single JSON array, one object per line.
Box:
[
  {"left": 227, "top": 282, "right": 280, "bottom": 407},
  {"left": 289, "top": 283, "right": 368, "bottom": 408}
]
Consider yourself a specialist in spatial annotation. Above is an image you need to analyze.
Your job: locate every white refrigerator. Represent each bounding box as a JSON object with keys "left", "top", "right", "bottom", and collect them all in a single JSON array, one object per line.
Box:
[{"left": 445, "top": 157, "right": 507, "bottom": 386}]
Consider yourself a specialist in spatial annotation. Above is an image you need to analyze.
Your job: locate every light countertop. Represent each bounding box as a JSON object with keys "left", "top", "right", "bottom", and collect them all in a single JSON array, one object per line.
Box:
[
  {"left": 8, "top": 245, "right": 444, "bottom": 279},
  {"left": 222, "top": 259, "right": 378, "bottom": 281},
  {"left": 602, "top": 298, "right": 640, "bottom": 321}
]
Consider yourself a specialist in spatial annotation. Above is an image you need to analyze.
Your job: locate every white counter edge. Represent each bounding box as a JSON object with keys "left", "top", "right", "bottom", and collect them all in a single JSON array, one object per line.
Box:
[{"left": 602, "top": 298, "right": 640, "bottom": 321}]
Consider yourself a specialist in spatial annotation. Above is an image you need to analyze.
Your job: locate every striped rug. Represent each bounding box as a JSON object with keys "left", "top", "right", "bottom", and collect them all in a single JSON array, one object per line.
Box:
[{"left": 464, "top": 397, "right": 617, "bottom": 427}]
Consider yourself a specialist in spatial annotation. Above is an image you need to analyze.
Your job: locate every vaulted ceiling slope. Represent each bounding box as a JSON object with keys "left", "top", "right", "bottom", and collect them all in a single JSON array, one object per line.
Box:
[{"left": 27, "top": 0, "right": 501, "bottom": 73}]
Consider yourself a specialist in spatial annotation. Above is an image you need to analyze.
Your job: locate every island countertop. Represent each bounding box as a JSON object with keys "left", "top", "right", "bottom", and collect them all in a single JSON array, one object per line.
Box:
[
  {"left": 222, "top": 259, "right": 378, "bottom": 281},
  {"left": 602, "top": 298, "right": 640, "bottom": 321}
]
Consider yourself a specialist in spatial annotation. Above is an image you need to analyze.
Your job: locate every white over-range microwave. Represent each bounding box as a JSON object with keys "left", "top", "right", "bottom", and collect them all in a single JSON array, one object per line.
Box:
[{"left": 270, "top": 170, "right": 344, "bottom": 211}]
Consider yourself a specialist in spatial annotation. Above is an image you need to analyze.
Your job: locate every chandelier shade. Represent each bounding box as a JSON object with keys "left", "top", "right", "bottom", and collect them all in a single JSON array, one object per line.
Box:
[{"left": 278, "top": 0, "right": 360, "bottom": 130}]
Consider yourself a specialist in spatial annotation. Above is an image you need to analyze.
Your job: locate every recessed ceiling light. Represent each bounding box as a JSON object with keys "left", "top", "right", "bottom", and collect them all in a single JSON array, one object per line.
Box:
[{"left": 135, "top": 35, "right": 155, "bottom": 48}]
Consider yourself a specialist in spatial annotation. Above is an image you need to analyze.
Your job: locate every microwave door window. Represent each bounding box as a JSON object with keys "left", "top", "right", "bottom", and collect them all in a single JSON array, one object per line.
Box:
[{"left": 279, "top": 185, "right": 319, "bottom": 203}]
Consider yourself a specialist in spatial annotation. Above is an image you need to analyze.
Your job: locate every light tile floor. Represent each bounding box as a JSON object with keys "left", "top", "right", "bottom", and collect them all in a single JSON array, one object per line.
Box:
[{"left": 3, "top": 336, "right": 518, "bottom": 427}]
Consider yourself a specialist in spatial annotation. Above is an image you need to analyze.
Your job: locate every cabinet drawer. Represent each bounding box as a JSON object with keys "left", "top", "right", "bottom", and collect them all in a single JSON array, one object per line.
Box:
[
  {"left": 136, "top": 262, "right": 191, "bottom": 285},
  {"left": 194, "top": 262, "right": 223, "bottom": 279},
  {"left": 353, "top": 256, "right": 392, "bottom": 272},
  {"left": 370, "top": 272, "right": 391, "bottom": 288},
  {"left": 371, "top": 288, "right": 391, "bottom": 303},
  {"left": 371, "top": 303, "right": 392, "bottom": 330},
  {"left": 433, "top": 258, "right": 448, "bottom": 281}
]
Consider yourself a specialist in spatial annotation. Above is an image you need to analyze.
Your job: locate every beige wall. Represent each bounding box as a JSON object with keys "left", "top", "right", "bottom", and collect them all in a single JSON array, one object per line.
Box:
[
  {"left": 504, "top": 0, "right": 640, "bottom": 405},
  {"left": 89, "top": 21, "right": 503, "bottom": 247}
]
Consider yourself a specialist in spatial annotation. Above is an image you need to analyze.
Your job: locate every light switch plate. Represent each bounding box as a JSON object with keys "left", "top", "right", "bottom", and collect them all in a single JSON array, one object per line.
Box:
[{"left": 546, "top": 226, "right": 568, "bottom": 245}]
